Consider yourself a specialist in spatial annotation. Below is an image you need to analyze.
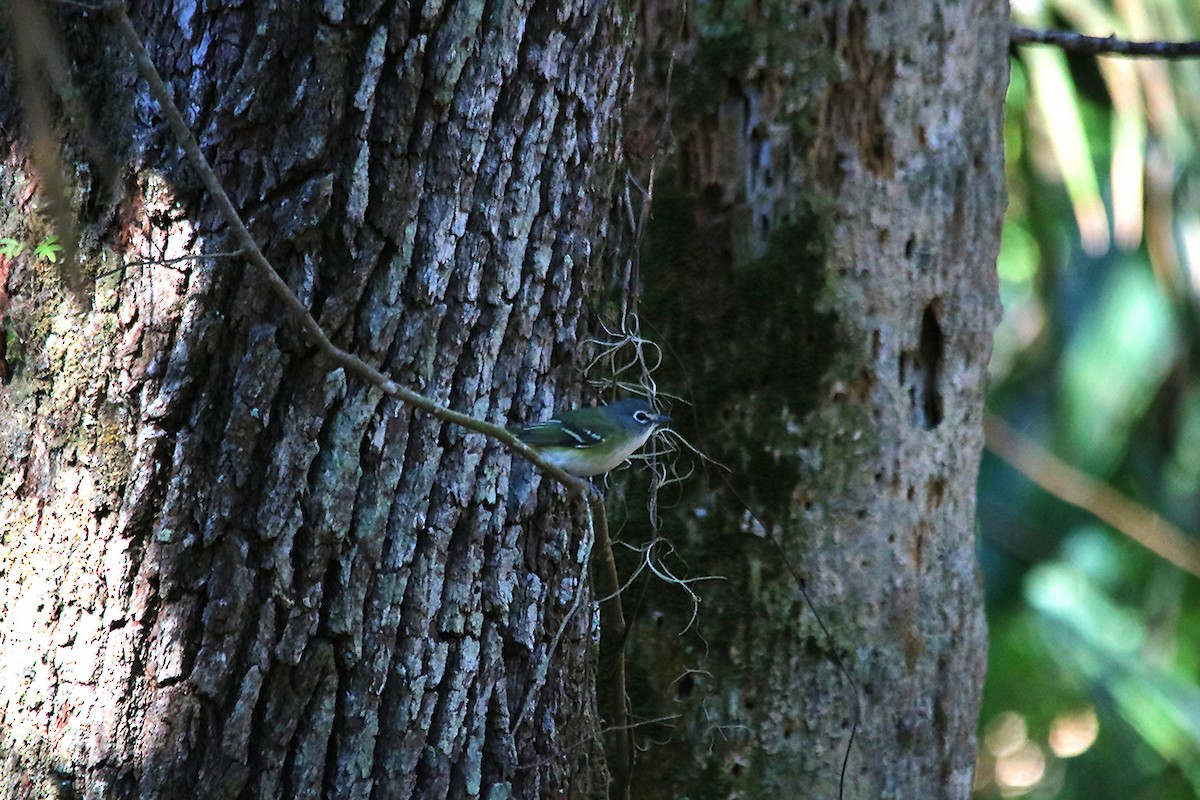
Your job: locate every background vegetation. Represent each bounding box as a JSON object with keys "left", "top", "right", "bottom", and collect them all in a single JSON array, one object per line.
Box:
[{"left": 979, "top": 3, "right": 1200, "bottom": 797}]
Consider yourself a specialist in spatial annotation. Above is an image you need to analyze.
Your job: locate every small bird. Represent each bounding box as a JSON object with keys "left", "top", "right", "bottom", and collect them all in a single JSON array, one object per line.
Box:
[{"left": 508, "top": 398, "right": 671, "bottom": 476}]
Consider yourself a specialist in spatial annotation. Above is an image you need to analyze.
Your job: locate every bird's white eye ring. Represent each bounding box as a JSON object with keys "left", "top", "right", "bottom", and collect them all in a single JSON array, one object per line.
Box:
[{"left": 634, "top": 410, "right": 652, "bottom": 424}]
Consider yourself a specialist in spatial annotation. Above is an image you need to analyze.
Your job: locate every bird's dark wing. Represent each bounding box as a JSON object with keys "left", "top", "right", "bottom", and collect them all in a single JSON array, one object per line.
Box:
[{"left": 509, "top": 419, "right": 602, "bottom": 448}]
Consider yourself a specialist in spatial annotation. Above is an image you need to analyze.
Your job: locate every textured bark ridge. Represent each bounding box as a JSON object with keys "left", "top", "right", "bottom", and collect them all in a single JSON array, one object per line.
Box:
[
  {"left": 1, "top": 3, "right": 630, "bottom": 798},
  {"left": 623, "top": 2, "right": 1006, "bottom": 798}
]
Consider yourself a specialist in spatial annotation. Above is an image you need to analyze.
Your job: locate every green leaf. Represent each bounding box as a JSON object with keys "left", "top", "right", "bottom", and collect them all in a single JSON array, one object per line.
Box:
[
  {"left": 0, "top": 238, "right": 24, "bottom": 258},
  {"left": 34, "top": 235, "right": 62, "bottom": 263}
]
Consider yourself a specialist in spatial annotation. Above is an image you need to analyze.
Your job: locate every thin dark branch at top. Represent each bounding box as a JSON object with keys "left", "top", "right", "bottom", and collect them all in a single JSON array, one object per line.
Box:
[{"left": 1011, "top": 25, "right": 1200, "bottom": 58}]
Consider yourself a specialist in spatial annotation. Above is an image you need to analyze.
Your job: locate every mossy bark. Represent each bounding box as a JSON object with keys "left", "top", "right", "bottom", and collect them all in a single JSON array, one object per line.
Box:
[
  {"left": 620, "top": 2, "right": 1006, "bottom": 798},
  {"left": 0, "top": 3, "right": 630, "bottom": 798}
]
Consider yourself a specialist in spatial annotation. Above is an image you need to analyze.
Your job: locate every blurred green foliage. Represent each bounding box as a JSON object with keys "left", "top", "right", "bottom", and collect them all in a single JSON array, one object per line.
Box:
[{"left": 979, "top": 3, "right": 1200, "bottom": 797}]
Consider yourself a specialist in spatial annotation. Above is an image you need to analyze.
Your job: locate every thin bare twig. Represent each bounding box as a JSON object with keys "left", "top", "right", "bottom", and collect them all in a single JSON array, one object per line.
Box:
[
  {"left": 106, "top": 4, "right": 593, "bottom": 497},
  {"left": 107, "top": 5, "right": 635, "bottom": 789},
  {"left": 590, "top": 498, "right": 633, "bottom": 797},
  {"left": 93, "top": 250, "right": 246, "bottom": 280},
  {"left": 984, "top": 413, "right": 1200, "bottom": 578},
  {"left": 512, "top": 714, "right": 680, "bottom": 771},
  {"left": 1011, "top": 25, "right": 1200, "bottom": 59},
  {"left": 508, "top": 497, "right": 632, "bottom": 797},
  {"left": 514, "top": 506, "right": 597, "bottom": 734}
]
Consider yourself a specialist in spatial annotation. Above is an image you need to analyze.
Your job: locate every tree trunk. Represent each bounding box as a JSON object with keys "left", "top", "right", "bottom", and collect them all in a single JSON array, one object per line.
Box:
[
  {"left": 2, "top": 1, "right": 1008, "bottom": 798},
  {"left": 1, "top": 3, "right": 630, "bottom": 798},
  {"left": 619, "top": 2, "right": 1007, "bottom": 798}
]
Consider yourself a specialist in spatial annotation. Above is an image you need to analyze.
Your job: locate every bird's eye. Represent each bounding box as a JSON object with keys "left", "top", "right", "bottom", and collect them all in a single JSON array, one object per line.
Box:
[{"left": 634, "top": 410, "right": 652, "bottom": 424}]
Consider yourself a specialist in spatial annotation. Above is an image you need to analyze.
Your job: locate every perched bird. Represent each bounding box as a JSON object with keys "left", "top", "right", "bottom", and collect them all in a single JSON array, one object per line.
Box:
[{"left": 508, "top": 398, "right": 671, "bottom": 477}]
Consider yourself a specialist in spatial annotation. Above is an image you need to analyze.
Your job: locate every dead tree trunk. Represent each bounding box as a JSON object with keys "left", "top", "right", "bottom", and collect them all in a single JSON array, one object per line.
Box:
[{"left": 618, "top": 2, "right": 1007, "bottom": 798}]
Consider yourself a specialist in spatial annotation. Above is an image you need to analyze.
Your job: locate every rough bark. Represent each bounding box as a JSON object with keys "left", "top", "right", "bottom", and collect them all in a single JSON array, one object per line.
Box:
[
  {"left": 619, "top": 2, "right": 1007, "bottom": 798},
  {"left": 0, "top": 3, "right": 630, "bottom": 798}
]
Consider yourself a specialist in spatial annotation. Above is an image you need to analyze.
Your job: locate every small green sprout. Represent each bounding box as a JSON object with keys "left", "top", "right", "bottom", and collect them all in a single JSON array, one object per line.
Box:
[
  {"left": 0, "top": 238, "right": 24, "bottom": 258},
  {"left": 34, "top": 236, "right": 62, "bottom": 263}
]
